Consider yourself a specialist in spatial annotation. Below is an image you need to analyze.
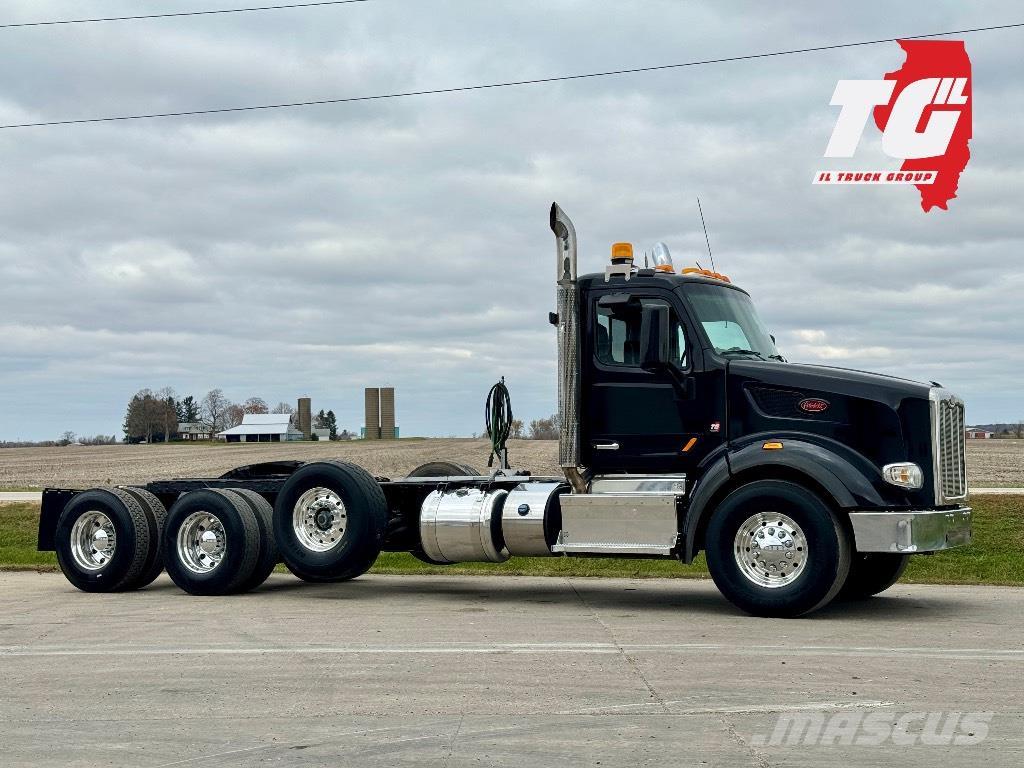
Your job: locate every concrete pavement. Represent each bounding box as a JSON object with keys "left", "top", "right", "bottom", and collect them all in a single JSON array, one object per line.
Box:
[
  {"left": 1, "top": 572, "right": 1023, "bottom": 767},
  {"left": 0, "top": 491, "right": 42, "bottom": 502}
]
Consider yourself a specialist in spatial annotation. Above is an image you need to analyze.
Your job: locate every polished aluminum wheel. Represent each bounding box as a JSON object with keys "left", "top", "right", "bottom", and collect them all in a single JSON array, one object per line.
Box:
[
  {"left": 293, "top": 487, "right": 347, "bottom": 552},
  {"left": 733, "top": 511, "right": 808, "bottom": 588},
  {"left": 176, "top": 511, "right": 226, "bottom": 574},
  {"left": 70, "top": 511, "right": 117, "bottom": 571}
]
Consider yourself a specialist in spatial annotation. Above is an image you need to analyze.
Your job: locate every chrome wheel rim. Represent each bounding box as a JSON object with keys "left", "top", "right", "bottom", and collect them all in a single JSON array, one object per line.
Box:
[
  {"left": 177, "top": 511, "right": 226, "bottom": 574},
  {"left": 734, "top": 511, "right": 807, "bottom": 589},
  {"left": 70, "top": 511, "right": 117, "bottom": 571},
  {"left": 293, "top": 487, "right": 347, "bottom": 552}
]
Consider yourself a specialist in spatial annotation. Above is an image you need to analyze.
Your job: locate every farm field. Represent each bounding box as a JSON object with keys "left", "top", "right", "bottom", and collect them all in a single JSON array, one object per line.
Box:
[
  {"left": 0, "top": 438, "right": 561, "bottom": 489},
  {"left": 0, "top": 437, "right": 1021, "bottom": 489}
]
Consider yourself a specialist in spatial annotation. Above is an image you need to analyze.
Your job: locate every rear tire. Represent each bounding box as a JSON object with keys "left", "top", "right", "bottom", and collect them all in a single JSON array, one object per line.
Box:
[
  {"left": 118, "top": 487, "right": 168, "bottom": 590},
  {"left": 839, "top": 553, "right": 910, "bottom": 600},
  {"left": 55, "top": 488, "right": 151, "bottom": 593},
  {"left": 224, "top": 489, "right": 278, "bottom": 592},
  {"left": 705, "top": 481, "right": 851, "bottom": 618},
  {"left": 407, "top": 461, "right": 480, "bottom": 477},
  {"left": 274, "top": 461, "right": 387, "bottom": 583},
  {"left": 162, "top": 489, "right": 260, "bottom": 596}
]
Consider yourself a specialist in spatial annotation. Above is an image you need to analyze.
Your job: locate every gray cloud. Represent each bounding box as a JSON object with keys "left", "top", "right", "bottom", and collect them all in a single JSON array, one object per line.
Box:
[{"left": 1, "top": 0, "right": 1021, "bottom": 440}]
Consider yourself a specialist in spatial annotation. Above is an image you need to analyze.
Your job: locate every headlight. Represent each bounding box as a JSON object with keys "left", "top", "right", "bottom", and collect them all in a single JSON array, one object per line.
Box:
[{"left": 882, "top": 462, "right": 924, "bottom": 490}]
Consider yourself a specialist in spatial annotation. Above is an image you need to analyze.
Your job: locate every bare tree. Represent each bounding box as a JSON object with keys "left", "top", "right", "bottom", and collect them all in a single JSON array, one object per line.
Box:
[
  {"left": 1015, "top": 422, "right": 1024, "bottom": 440},
  {"left": 243, "top": 397, "right": 269, "bottom": 415},
  {"left": 59, "top": 430, "right": 77, "bottom": 446},
  {"left": 202, "top": 389, "right": 231, "bottom": 433},
  {"left": 224, "top": 404, "right": 245, "bottom": 430},
  {"left": 510, "top": 418, "right": 525, "bottom": 440},
  {"left": 156, "top": 387, "right": 178, "bottom": 443},
  {"left": 271, "top": 402, "right": 294, "bottom": 415},
  {"left": 528, "top": 414, "right": 560, "bottom": 440}
]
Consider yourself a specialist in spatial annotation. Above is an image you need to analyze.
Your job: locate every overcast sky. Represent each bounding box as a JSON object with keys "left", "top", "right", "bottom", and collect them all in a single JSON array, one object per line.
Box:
[{"left": 0, "top": 0, "right": 1021, "bottom": 440}]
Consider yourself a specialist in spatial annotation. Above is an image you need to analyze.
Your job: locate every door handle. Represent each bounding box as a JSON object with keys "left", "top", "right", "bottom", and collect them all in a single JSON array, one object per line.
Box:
[{"left": 594, "top": 442, "right": 620, "bottom": 451}]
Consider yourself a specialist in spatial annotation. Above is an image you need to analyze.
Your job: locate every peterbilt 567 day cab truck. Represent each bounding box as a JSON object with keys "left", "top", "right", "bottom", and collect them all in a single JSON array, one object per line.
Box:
[{"left": 37, "top": 204, "right": 972, "bottom": 617}]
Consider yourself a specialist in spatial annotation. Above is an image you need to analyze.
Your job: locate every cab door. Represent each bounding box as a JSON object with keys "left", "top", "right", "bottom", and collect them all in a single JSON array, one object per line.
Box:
[{"left": 584, "top": 290, "right": 715, "bottom": 476}]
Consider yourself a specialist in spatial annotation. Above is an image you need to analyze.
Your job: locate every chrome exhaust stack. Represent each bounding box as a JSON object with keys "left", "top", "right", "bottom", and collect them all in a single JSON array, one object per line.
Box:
[{"left": 550, "top": 203, "right": 587, "bottom": 494}]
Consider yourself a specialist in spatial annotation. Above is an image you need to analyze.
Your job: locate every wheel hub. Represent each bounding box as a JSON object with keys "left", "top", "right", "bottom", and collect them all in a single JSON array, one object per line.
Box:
[
  {"left": 92, "top": 528, "right": 112, "bottom": 553},
  {"left": 69, "top": 511, "right": 117, "bottom": 571},
  {"left": 177, "top": 512, "right": 226, "bottom": 574},
  {"left": 198, "top": 529, "right": 220, "bottom": 555},
  {"left": 293, "top": 487, "right": 347, "bottom": 552},
  {"left": 733, "top": 512, "right": 807, "bottom": 589}
]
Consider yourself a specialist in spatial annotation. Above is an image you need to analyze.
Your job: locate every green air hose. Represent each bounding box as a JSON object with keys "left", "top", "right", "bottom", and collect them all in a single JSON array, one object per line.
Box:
[{"left": 484, "top": 378, "right": 513, "bottom": 469}]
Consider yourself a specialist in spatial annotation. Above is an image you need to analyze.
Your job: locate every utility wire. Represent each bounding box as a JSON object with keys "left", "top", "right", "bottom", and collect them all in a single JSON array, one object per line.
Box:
[
  {"left": 0, "top": 1, "right": 374, "bottom": 29},
  {"left": 1, "top": 21, "right": 1020, "bottom": 130}
]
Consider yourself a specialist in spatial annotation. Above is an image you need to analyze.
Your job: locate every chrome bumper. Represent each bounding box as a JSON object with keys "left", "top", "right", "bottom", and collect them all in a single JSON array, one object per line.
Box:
[{"left": 849, "top": 507, "right": 972, "bottom": 553}]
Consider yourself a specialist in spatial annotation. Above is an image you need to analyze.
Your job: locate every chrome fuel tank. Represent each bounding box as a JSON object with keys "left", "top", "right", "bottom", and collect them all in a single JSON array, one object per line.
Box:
[{"left": 419, "top": 487, "right": 510, "bottom": 564}]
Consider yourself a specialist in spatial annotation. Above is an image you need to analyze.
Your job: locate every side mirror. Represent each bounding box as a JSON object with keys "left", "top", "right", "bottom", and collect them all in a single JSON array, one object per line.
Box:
[{"left": 640, "top": 304, "right": 670, "bottom": 370}]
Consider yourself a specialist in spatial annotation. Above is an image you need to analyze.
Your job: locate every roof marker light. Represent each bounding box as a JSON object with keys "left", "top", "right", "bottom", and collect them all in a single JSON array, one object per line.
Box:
[
  {"left": 762, "top": 441, "right": 784, "bottom": 450},
  {"left": 611, "top": 242, "right": 634, "bottom": 262}
]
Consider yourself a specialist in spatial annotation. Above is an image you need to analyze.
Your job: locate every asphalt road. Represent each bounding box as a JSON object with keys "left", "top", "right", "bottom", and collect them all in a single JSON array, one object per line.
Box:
[{"left": 1, "top": 572, "right": 1022, "bottom": 767}]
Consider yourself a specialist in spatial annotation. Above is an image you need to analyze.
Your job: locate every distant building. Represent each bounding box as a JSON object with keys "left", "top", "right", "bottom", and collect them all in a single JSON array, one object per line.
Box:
[
  {"left": 218, "top": 414, "right": 304, "bottom": 443},
  {"left": 312, "top": 428, "right": 331, "bottom": 441},
  {"left": 364, "top": 387, "right": 398, "bottom": 440},
  {"left": 178, "top": 422, "right": 214, "bottom": 441},
  {"left": 965, "top": 427, "right": 994, "bottom": 439},
  {"left": 297, "top": 397, "right": 312, "bottom": 440}
]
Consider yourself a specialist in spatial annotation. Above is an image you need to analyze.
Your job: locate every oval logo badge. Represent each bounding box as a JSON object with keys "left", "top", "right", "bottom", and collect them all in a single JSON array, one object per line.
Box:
[{"left": 799, "top": 398, "right": 830, "bottom": 414}]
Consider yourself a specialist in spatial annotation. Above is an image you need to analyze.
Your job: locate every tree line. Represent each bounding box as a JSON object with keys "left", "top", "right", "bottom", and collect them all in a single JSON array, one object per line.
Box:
[
  {"left": 122, "top": 388, "right": 298, "bottom": 443},
  {"left": 122, "top": 389, "right": 351, "bottom": 443}
]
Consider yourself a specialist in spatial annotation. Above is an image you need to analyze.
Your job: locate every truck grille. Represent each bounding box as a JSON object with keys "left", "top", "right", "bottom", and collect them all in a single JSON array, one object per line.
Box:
[{"left": 934, "top": 394, "right": 967, "bottom": 502}]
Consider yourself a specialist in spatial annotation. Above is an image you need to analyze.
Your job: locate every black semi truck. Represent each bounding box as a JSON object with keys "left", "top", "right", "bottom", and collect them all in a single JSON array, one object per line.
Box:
[{"left": 37, "top": 203, "right": 971, "bottom": 617}]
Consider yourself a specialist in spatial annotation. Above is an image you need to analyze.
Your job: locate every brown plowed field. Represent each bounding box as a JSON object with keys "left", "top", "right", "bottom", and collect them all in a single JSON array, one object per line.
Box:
[{"left": 0, "top": 438, "right": 1019, "bottom": 489}]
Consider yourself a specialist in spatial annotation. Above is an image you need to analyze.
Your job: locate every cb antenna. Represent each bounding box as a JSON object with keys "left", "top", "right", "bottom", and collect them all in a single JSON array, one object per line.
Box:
[{"left": 697, "top": 197, "right": 716, "bottom": 273}]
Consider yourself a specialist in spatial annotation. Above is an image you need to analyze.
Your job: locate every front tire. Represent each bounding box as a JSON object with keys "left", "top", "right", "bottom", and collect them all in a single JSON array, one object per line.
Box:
[
  {"left": 274, "top": 461, "right": 387, "bottom": 582},
  {"left": 839, "top": 553, "right": 910, "bottom": 600},
  {"left": 705, "top": 481, "right": 851, "bottom": 618}
]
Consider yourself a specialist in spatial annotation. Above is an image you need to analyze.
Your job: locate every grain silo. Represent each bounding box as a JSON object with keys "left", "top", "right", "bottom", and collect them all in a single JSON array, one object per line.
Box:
[
  {"left": 297, "top": 397, "right": 312, "bottom": 440},
  {"left": 364, "top": 388, "right": 381, "bottom": 440},
  {"left": 380, "top": 387, "right": 396, "bottom": 439}
]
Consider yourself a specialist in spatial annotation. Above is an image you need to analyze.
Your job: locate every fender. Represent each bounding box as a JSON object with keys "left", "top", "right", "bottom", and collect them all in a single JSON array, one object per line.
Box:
[{"left": 680, "top": 437, "right": 888, "bottom": 563}]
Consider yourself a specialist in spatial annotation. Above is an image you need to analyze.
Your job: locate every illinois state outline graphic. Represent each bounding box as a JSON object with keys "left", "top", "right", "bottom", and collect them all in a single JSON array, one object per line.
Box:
[{"left": 873, "top": 40, "right": 972, "bottom": 211}]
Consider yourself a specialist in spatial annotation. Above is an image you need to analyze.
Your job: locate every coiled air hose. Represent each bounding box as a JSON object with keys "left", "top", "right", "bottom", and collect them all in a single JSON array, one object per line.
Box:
[{"left": 485, "top": 378, "right": 513, "bottom": 469}]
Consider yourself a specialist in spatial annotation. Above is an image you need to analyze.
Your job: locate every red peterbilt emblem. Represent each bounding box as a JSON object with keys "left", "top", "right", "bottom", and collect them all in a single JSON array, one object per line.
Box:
[{"left": 799, "top": 398, "right": 830, "bottom": 414}]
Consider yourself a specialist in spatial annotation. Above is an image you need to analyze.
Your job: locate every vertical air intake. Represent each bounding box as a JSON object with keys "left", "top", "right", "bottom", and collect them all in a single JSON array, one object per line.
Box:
[{"left": 550, "top": 203, "right": 587, "bottom": 493}]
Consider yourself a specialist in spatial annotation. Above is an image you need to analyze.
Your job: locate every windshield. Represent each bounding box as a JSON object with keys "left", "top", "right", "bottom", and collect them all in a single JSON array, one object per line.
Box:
[{"left": 682, "top": 283, "right": 781, "bottom": 360}]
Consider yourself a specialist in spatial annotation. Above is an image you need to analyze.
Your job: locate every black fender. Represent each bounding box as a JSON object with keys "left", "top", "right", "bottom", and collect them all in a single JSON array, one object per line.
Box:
[{"left": 681, "top": 437, "right": 888, "bottom": 563}]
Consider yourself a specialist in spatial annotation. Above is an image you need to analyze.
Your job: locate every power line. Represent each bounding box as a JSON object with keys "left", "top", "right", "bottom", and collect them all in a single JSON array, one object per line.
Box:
[
  {"left": 1, "top": 21, "right": 1019, "bottom": 130},
  {"left": 0, "top": 1, "right": 373, "bottom": 29}
]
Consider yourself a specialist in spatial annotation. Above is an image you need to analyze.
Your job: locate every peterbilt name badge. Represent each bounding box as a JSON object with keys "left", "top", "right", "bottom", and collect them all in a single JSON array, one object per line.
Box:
[{"left": 799, "top": 398, "right": 830, "bottom": 414}]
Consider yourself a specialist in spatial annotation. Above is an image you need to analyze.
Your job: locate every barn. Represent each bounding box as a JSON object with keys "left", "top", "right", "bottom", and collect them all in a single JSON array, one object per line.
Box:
[
  {"left": 965, "top": 427, "right": 995, "bottom": 439},
  {"left": 218, "top": 414, "right": 304, "bottom": 443}
]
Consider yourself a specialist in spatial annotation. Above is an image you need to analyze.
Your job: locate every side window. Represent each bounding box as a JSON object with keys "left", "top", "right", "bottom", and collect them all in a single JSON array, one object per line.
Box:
[{"left": 595, "top": 299, "right": 688, "bottom": 369}]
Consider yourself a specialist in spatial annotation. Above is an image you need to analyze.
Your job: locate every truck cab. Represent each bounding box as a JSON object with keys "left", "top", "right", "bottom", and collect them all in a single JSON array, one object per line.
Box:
[{"left": 552, "top": 202, "right": 971, "bottom": 615}]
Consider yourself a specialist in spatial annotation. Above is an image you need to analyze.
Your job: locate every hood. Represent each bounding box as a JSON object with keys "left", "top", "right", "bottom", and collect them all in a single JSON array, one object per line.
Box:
[
  {"left": 727, "top": 360, "right": 932, "bottom": 411},
  {"left": 725, "top": 359, "right": 935, "bottom": 490}
]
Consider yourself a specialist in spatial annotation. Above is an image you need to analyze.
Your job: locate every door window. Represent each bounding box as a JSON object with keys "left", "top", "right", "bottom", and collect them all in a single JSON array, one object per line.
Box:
[{"left": 595, "top": 299, "right": 687, "bottom": 369}]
